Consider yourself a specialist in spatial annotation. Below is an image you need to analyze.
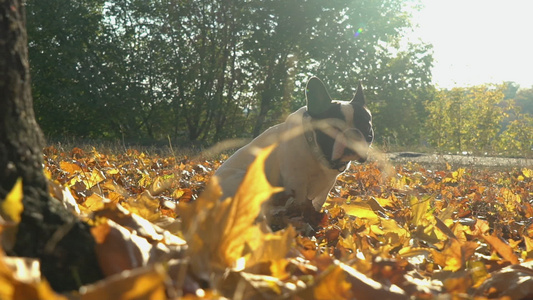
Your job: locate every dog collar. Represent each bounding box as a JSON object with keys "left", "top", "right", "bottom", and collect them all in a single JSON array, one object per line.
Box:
[{"left": 302, "top": 112, "right": 348, "bottom": 172}]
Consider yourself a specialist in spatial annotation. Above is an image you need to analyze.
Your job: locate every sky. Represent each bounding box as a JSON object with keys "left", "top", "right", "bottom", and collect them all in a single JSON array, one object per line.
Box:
[{"left": 407, "top": 0, "right": 533, "bottom": 89}]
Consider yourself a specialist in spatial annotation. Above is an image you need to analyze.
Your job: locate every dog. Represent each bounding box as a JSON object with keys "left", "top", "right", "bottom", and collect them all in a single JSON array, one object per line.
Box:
[{"left": 215, "top": 77, "right": 373, "bottom": 229}]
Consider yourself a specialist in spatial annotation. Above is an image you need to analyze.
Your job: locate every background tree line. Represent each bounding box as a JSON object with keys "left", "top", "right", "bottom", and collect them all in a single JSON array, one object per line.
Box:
[
  {"left": 425, "top": 83, "right": 533, "bottom": 155},
  {"left": 26, "top": 0, "right": 532, "bottom": 155}
]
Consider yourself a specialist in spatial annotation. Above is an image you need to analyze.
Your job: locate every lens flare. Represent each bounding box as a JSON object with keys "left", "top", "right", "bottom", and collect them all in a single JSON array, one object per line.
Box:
[{"left": 354, "top": 27, "right": 363, "bottom": 37}]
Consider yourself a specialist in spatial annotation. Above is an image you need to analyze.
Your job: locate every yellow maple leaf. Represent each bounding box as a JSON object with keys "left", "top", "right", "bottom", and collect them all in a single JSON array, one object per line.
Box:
[
  {"left": 121, "top": 191, "right": 161, "bottom": 222},
  {"left": 184, "top": 144, "right": 283, "bottom": 278},
  {"left": 81, "top": 264, "right": 167, "bottom": 300},
  {"left": 80, "top": 193, "right": 106, "bottom": 214},
  {"left": 522, "top": 168, "right": 532, "bottom": 178},
  {"left": 59, "top": 160, "right": 82, "bottom": 174},
  {"left": 482, "top": 233, "right": 519, "bottom": 264},
  {"left": 0, "top": 248, "right": 66, "bottom": 300},
  {"left": 85, "top": 169, "right": 106, "bottom": 189},
  {"left": 443, "top": 168, "right": 465, "bottom": 183},
  {"left": 313, "top": 265, "right": 352, "bottom": 300},
  {"left": 1, "top": 178, "right": 24, "bottom": 224},
  {"left": 409, "top": 195, "right": 430, "bottom": 226},
  {"left": 342, "top": 202, "right": 380, "bottom": 224},
  {"left": 218, "top": 144, "right": 284, "bottom": 266},
  {"left": 431, "top": 239, "right": 478, "bottom": 271},
  {"left": 247, "top": 225, "right": 296, "bottom": 267}
]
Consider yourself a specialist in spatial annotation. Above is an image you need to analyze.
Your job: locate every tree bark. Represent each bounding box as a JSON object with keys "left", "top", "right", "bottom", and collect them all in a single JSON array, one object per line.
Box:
[{"left": 0, "top": 0, "right": 103, "bottom": 291}]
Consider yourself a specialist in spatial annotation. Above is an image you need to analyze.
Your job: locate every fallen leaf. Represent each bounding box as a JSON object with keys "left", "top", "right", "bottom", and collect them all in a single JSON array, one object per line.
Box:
[
  {"left": 0, "top": 248, "right": 66, "bottom": 300},
  {"left": 475, "top": 261, "right": 533, "bottom": 299},
  {"left": 219, "top": 270, "right": 299, "bottom": 299},
  {"left": 409, "top": 195, "right": 431, "bottom": 226},
  {"left": 481, "top": 234, "right": 519, "bottom": 264},
  {"left": 431, "top": 239, "right": 478, "bottom": 271},
  {"left": 91, "top": 219, "right": 149, "bottom": 276},
  {"left": 80, "top": 264, "right": 168, "bottom": 300},
  {"left": 219, "top": 144, "right": 283, "bottom": 266},
  {"left": 121, "top": 191, "right": 161, "bottom": 222},
  {"left": 341, "top": 200, "right": 380, "bottom": 223},
  {"left": 184, "top": 145, "right": 283, "bottom": 281},
  {"left": 313, "top": 264, "right": 353, "bottom": 300},
  {"left": 0, "top": 178, "right": 24, "bottom": 252},
  {"left": 1, "top": 178, "right": 23, "bottom": 223},
  {"left": 59, "top": 160, "right": 82, "bottom": 174},
  {"left": 341, "top": 262, "right": 406, "bottom": 300}
]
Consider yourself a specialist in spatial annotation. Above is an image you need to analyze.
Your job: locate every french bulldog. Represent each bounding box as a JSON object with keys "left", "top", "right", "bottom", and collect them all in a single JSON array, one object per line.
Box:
[{"left": 215, "top": 77, "right": 373, "bottom": 228}]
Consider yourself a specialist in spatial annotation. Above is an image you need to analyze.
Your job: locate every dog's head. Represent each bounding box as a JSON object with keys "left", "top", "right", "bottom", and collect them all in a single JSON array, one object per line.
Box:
[{"left": 305, "top": 77, "right": 373, "bottom": 168}]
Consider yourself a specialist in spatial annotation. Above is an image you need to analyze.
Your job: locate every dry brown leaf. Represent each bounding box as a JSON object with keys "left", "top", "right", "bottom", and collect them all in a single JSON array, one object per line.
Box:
[
  {"left": 524, "top": 235, "right": 533, "bottom": 254},
  {"left": 85, "top": 169, "right": 106, "bottom": 189},
  {"left": 475, "top": 261, "right": 533, "bottom": 299},
  {"left": 94, "top": 202, "right": 186, "bottom": 249},
  {"left": 372, "top": 196, "right": 396, "bottom": 209},
  {"left": 442, "top": 271, "right": 472, "bottom": 294},
  {"left": 0, "top": 249, "right": 66, "bottom": 300},
  {"left": 313, "top": 265, "right": 353, "bottom": 300},
  {"left": 472, "top": 219, "right": 491, "bottom": 236},
  {"left": 48, "top": 180, "right": 82, "bottom": 216},
  {"left": 311, "top": 262, "right": 407, "bottom": 300},
  {"left": 246, "top": 225, "right": 296, "bottom": 267},
  {"left": 80, "top": 264, "right": 168, "bottom": 300},
  {"left": 91, "top": 219, "right": 149, "bottom": 276},
  {"left": 148, "top": 175, "right": 175, "bottom": 196},
  {"left": 121, "top": 190, "right": 161, "bottom": 222},
  {"left": 481, "top": 234, "right": 520, "bottom": 264},
  {"left": 178, "top": 177, "right": 221, "bottom": 232},
  {"left": 81, "top": 193, "right": 106, "bottom": 213},
  {"left": 59, "top": 160, "right": 82, "bottom": 174},
  {"left": 101, "top": 179, "right": 128, "bottom": 204},
  {"left": 91, "top": 203, "right": 187, "bottom": 278},
  {"left": 219, "top": 270, "right": 298, "bottom": 299},
  {"left": 177, "top": 178, "right": 222, "bottom": 281},
  {"left": 431, "top": 239, "right": 478, "bottom": 271}
]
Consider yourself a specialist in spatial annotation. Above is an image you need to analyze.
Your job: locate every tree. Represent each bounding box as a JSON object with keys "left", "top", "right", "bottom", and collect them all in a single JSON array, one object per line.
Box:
[
  {"left": 515, "top": 87, "right": 533, "bottom": 115},
  {"left": 27, "top": 0, "right": 434, "bottom": 145},
  {"left": 1, "top": 0, "right": 103, "bottom": 291},
  {"left": 27, "top": 0, "right": 109, "bottom": 138},
  {"left": 425, "top": 85, "right": 511, "bottom": 154},
  {"left": 498, "top": 112, "right": 533, "bottom": 155},
  {"left": 246, "top": 0, "right": 434, "bottom": 143}
]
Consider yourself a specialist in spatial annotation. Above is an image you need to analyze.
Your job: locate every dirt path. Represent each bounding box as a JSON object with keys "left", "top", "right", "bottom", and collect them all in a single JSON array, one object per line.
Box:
[{"left": 386, "top": 152, "right": 533, "bottom": 168}]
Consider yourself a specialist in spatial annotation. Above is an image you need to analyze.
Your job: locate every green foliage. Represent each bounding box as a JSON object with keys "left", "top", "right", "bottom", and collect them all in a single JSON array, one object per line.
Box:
[
  {"left": 515, "top": 87, "right": 533, "bottom": 115},
  {"left": 27, "top": 0, "right": 108, "bottom": 137},
  {"left": 497, "top": 101, "right": 533, "bottom": 153},
  {"left": 27, "top": 0, "right": 432, "bottom": 145},
  {"left": 424, "top": 84, "right": 533, "bottom": 155}
]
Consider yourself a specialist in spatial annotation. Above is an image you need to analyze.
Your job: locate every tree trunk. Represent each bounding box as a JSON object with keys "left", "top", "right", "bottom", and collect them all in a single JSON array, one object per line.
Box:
[
  {"left": 0, "top": 0, "right": 103, "bottom": 291},
  {"left": 253, "top": 73, "right": 274, "bottom": 137}
]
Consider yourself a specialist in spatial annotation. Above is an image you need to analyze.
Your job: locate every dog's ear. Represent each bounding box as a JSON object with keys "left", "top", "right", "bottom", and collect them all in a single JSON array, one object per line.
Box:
[
  {"left": 306, "top": 77, "right": 332, "bottom": 117},
  {"left": 351, "top": 82, "right": 366, "bottom": 106}
]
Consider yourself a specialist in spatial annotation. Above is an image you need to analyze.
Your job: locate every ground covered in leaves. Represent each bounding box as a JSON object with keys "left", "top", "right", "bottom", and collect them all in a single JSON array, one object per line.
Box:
[{"left": 1, "top": 145, "right": 533, "bottom": 299}]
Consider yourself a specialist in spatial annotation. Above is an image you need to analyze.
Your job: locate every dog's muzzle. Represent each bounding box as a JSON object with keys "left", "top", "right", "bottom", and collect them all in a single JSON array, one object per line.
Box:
[{"left": 343, "top": 128, "right": 371, "bottom": 163}]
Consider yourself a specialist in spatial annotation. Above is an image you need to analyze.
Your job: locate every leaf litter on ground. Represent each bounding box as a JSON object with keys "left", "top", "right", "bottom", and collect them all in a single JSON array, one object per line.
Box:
[{"left": 0, "top": 145, "right": 532, "bottom": 299}]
